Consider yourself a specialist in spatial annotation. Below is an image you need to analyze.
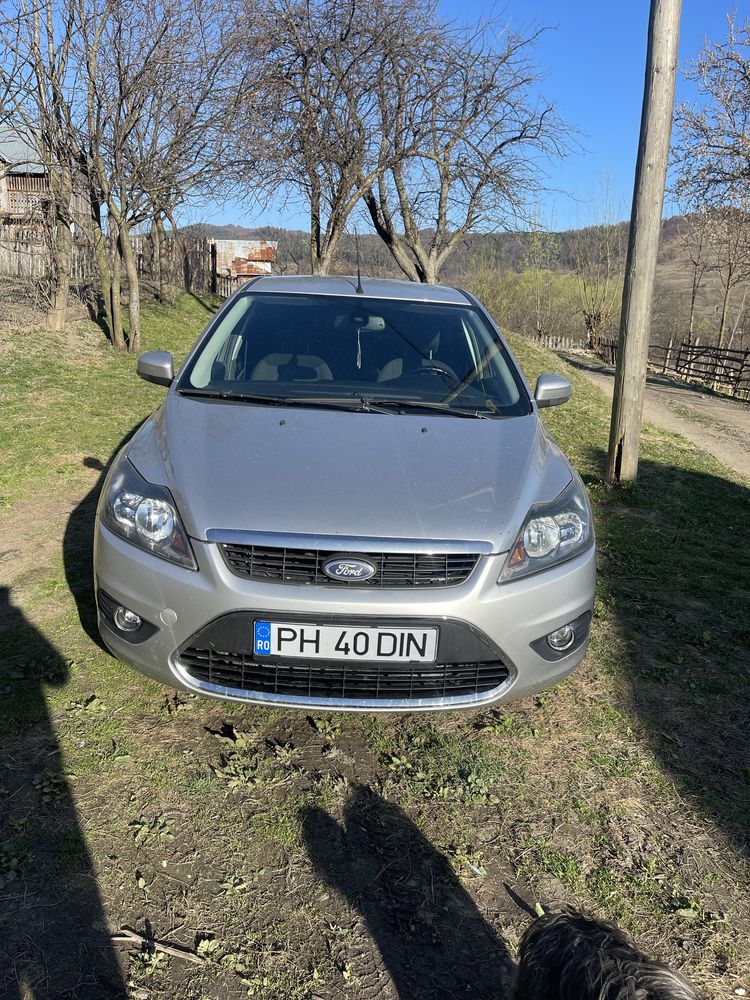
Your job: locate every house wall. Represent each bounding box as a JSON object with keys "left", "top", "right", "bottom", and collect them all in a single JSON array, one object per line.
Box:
[
  {"left": 213, "top": 239, "right": 277, "bottom": 278},
  {"left": 4, "top": 174, "right": 49, "bottom": 217}
]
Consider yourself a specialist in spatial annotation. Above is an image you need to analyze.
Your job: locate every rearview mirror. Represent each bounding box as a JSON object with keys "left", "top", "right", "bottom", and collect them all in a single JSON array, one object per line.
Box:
[
  {"left": 137, "top": 351, "right": 174, "bottom": 387},
  {"left": 534, "top": 373, "right": 572, "bottom": 408}
]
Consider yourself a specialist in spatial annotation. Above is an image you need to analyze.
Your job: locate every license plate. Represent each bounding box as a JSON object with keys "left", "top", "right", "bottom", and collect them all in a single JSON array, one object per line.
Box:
[{"left": 253, "top": 621, "right": 438, "bottom": 662}]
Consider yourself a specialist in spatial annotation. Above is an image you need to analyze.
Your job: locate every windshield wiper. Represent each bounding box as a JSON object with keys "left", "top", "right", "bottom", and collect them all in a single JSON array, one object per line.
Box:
[
  {"left": 178, "top": 389, "right": 491, "bottom": 418},
  {"left": 178, "top": 388, "right": 287, "bottom": 405},
  {"left": 362, "top": 398, "right": 491, "bottom": 418},
  {"left": 178, "top": 388, "right": 391, "bottom": 412},
  {"left": 280, "top": 396, "right": 394, "bottom": 413},
  {"left": 281, "top": 396, "right": 488, "bottom": 416}
]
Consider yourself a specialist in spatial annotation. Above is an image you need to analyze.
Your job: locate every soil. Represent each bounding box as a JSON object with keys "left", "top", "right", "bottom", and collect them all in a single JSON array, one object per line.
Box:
[{"left": 561, "top": 354, "right": 750, "bottom": 481}]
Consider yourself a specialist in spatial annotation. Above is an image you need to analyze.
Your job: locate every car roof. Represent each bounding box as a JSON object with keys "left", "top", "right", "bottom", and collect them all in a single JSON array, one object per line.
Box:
[{"left": 243, "top": 274, "right": 470, "bottom": 306}]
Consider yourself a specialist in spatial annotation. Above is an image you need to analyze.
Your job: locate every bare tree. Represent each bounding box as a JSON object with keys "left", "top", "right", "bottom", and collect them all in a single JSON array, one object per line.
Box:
[
  {"left": 0, "top": 0, "right": 79, "bottom": 331},
  {"left": 673, "top": 16, "right": 750, "bottom": 205},
  {"left": 361, "top": 16, "right": 566, "bottom": 283},
  {"left": 249, "top": 0, "right": 419, "bottom": 275},
  {"left": 704, "top": 202, "right": 750, "bottom": 350},
  {"left": 673, "top": 207, "right": 711, "bottom": 344},
  {"left": 571, "top": 189, "right": 626, "bottom": 347},
  {"left": 1, "top": 0, "right": 244, "bottom": 342},
  {"left": 75, "top": 0, "right": 244, "bottom": 350},
  {"left": 523, "top": 213, "right": 561, "bottom": 338}
]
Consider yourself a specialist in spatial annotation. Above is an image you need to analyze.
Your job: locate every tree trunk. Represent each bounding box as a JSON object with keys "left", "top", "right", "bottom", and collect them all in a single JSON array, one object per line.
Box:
[
  {"left": 310, "top": 185, "right": 322, "bottom": 274},
  {"left": 151, "top": 216, "right": 173, "bottom": 304},
  {"left": 420, "top": 257, "right": 439, "bottom": 284},
  {"left": 111, "top": 235, "right": 124, "bottom": 350},
  {"left": 728, "top": 285, "right": 748, "bottom": 351},
  {"left": 157, "top": 218, "right": 173, "bottom": 304},
  {"left": 717, "top": 282, "right": 732, "bottom": 350},
  {"left": 90, "top": 196, "right": 120, "bottom": 346},
  {"left": 361, "top": 188, "right": 421, "bottom": 282},
  {"left": 687, "top": 265, "right": 701, "bottom": 346},
  {"left": 118, "top": 220, "right": 141, "bottom": 354},
  {"left": 607, "top": 0, "right": 682, "bottom": 483},
  {"left": 45, "top": 164, "right": 73, "bottom": 332},
  {"left": 315, "top": 227, "right": 346, "bottom": 277},
  {"left": 151, "top": 220, "right": 161, "bottom": 297},
  {"left": 46, "top": 218, "right": 71, "bottom": 332}
]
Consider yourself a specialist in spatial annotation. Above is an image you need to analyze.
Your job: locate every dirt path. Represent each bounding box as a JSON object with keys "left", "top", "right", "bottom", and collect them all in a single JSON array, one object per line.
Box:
[{"left": 562, "top": 354, "right": 750, "bottom": 481}]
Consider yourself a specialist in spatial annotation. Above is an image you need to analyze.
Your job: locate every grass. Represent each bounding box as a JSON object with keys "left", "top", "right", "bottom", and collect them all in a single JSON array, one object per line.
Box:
[
  {"left": 0, "top": 291, "right": 748, "bottom": 997},
  {"left": 0, "top": 294, "right": 215, "bottom": 508}
]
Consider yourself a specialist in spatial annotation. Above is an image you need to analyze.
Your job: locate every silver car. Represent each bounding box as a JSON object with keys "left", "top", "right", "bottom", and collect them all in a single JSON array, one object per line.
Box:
[{"left": 94, "top": 276, "right": 595, "bottom": 712}]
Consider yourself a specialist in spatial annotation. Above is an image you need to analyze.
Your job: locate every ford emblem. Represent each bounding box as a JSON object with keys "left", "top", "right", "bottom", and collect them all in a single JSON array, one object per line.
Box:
[{"left": 323, "top": 557, "right": 376, "bottom": 582}]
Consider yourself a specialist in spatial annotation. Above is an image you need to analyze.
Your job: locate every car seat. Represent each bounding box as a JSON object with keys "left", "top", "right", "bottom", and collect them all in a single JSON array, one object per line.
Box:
[{"left": 250, "top": 353, "right": 333, "bottom": 382}]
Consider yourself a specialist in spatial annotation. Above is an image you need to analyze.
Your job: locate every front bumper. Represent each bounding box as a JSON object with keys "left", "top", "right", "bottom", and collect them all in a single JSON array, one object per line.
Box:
[{"left": 94, "top": 522, "right": 596, "bottom": 712}]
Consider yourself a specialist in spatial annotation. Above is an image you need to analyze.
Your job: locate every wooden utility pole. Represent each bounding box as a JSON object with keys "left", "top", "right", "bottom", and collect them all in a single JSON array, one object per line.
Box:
[{"left": 607, "top": 0, "right": 682, "bottom": 483}]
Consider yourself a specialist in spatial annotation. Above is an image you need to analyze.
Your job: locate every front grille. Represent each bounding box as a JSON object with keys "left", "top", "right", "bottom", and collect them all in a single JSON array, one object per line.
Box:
[
  {"left": 178, "top": 647, "right": 509, "bottom": 700},
  {"left": 220, "top": 544, "right": 479, "bottom": 588}
]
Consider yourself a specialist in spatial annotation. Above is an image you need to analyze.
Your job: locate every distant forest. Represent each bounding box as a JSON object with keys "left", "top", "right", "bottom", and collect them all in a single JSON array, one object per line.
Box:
[{"left": 180, "top": 218, "right": 689, "bottom": 280}]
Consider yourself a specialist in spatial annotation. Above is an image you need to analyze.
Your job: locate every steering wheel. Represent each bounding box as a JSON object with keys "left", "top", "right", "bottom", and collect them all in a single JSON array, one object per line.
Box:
[{"left": 405, "top": 360, "right": 459, "bottom": 383}]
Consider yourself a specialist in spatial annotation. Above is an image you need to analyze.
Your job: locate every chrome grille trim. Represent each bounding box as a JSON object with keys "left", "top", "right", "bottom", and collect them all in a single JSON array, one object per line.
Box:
[{"left": 205, "top": 528, "right": 495, "bottom": 555}]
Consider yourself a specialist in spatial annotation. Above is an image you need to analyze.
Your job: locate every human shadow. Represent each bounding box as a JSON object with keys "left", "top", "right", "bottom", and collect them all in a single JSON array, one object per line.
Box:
[
  {"left": 589, "top": 448, "right": 750, "bottom": 856},
  {"left": 0, "top": 586, "right": 127, "bottom": 998},
  {"left": 302, "top": 784, "right": 515, "bottom": 999}
]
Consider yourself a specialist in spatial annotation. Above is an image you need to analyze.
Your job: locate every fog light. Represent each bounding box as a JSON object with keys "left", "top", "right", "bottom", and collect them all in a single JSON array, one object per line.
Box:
[
  {"left": 547, "top": 625, "right": 575, "bottom": 651},
  {"left": 114, "top": 605, "right": 142, "bottom": 632}
]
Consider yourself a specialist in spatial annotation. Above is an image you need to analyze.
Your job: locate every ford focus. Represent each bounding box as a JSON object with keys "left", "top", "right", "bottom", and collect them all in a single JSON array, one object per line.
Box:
[{"left": 93, "top": 275, "right": 596, "bottom": 712}]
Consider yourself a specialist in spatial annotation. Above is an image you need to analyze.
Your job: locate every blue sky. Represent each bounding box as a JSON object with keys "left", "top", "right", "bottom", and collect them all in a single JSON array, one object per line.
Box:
[{"left": 187, "top": 0, "right": 737, "bottom": 232}]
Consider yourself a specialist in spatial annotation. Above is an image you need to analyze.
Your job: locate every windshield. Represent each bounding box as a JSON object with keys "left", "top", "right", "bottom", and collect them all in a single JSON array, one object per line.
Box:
[{"left": 179, "top": 292, "right": 531, "bottom": 417}]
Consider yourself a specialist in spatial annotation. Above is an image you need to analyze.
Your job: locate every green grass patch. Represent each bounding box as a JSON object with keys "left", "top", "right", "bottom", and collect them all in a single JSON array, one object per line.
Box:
[{"left": 0, "top": 293, "right": 220, "bottom": 507}]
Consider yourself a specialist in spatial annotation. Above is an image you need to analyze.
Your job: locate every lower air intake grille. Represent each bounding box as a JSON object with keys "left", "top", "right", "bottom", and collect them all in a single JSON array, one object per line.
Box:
[
  {"left": 219, "top": 544, "right": 479, "bottom": 587},
  {"left": 178, "top": 648, "right": 508, "bottom": 701}
]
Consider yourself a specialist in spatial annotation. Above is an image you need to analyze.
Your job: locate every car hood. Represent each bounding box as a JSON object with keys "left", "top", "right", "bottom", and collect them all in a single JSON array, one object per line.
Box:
[{"left": 127, "top": 395, "right": 573, "bottom": 553}]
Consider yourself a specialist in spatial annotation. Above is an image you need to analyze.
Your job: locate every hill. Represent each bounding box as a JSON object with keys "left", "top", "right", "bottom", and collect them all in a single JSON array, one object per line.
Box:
[{"left": 179, "top": 217, "right": 748, "bottom": 350}]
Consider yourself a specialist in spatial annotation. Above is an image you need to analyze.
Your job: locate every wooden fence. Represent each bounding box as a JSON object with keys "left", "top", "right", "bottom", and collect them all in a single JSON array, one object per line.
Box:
[
  {"left": 0, "top": 225, "right": 218, "bottom": 294},
  {"left": 533, "top": 332, "right": 583, "bottom": 352},
  {"left": 588, "top": 335, "right": 750, "bottom": 400},
  {"left": 649, "top": 342, "right": 750, "bottom": 398},
  {"left": 0, "top": 224, "right": 48, "bottom": 278}
]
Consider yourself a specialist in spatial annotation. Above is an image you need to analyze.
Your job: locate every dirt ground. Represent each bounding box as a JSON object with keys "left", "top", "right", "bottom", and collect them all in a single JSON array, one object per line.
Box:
[{"left": 561, "top": 354, "right": 750, "bottom": 481}]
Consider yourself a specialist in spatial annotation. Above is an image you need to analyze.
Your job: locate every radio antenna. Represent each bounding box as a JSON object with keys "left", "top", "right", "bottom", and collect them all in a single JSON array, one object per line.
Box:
[{"left": 354, "top": 230, "right": 364, "bottom": 294}]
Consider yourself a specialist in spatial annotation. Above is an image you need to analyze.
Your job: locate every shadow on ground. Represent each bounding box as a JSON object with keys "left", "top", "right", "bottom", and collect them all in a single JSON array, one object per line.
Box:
[
  {"left": 587, "top": 448, "right": 750, "bottom": 856},
  {"left": 0, "top": 586, "right": 127, "bottom": 998},
  {"left": 302, "top": 784, "right": 516, "bottom": 999},
  {"left": 63, "top": 432, "right": 141, "bottom": 649}
]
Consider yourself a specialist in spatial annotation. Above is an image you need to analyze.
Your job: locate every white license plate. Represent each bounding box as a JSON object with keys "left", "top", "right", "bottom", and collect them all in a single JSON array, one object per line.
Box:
[{"left": 253, "top": 621, "right": 438, "bottom": 663}]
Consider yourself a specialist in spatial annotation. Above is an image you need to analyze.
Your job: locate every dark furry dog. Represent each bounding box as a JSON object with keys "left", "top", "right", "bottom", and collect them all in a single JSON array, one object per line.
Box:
[{"left": 515, "top": 909, "right": 701, "bottom": 1000}]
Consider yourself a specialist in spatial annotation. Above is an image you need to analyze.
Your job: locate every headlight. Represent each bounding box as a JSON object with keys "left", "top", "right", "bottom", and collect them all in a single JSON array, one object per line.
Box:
[
  {"left": 101, "top": 457, "right": 197, "bottom": 570},
  {"left": 499, "top": 477, "right": 593, "bottom": 583}
]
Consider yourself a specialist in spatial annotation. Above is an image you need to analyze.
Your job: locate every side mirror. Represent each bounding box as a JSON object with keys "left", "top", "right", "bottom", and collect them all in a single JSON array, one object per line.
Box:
[
  {"left": 137, "top": 351, "right": 174, "bottom": 387},
  {"left": 534, "top": 373, "right": 572, "bottom": 408}
]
